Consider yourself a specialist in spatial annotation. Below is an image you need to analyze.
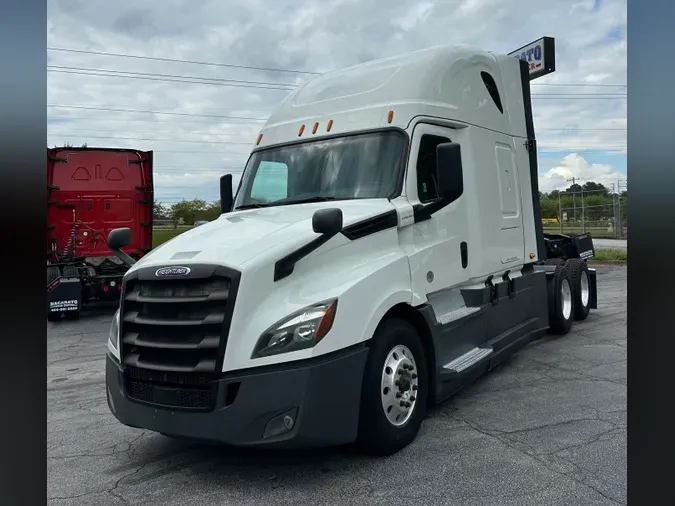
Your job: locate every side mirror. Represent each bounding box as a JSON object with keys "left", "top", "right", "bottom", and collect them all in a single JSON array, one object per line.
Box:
[
  {"left": 312, "top": 208, "right": 343, "bottom": 236},
  {"left": 107, "top": 227, "right": 131, "bottom": 250},
  {"left": 220, "top": 174, "right": 233, "bottom": 213},
  {"left": 436, "top": 143, "right": 464, "bottom": 203},
  {"left": 107, "top": 228, "right": 136, "bottom": 267}
]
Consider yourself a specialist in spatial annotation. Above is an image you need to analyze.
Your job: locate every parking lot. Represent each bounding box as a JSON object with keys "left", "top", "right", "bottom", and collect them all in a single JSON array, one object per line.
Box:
[{"left": 48, "top": 266, "right": 626, "bottom": 506}]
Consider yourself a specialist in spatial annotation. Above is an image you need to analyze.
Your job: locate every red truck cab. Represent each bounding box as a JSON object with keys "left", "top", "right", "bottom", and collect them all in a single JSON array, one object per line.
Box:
[{"left": 47, "top": 147, "right": 154, "bottom": 320}]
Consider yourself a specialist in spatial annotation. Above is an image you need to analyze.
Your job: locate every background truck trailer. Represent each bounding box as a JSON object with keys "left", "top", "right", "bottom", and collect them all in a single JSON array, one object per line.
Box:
[
  {"left": 47, "top": 147, "right": 153, "bottom": 321},
  {"left": 104, "top": 38, "right": 598, "bottom": 456}
]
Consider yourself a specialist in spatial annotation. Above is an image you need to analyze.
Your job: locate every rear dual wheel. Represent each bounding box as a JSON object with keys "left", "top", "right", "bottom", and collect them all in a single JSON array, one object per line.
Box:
[
  {"left": 565, "top": 258, "right": 591, "bottom": 321},
  {"left": 547, "top": 262, "right": 574, "bottom": 335}
]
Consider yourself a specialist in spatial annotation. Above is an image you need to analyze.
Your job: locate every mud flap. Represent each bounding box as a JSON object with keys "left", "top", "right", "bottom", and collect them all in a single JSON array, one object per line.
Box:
[
  {"left": 573, "top": 233, "right": 595, "bottom": 260},
  {"left": 47, "top": 277, "right": 82, "bottom": 317},
  {"left": 587, "top": 268, "right": 598, "bottom": 310}
]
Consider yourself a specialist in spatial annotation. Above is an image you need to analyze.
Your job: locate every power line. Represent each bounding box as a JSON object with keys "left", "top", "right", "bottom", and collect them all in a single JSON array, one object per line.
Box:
[
  {"left": 531, "top": 83, "right": 626, "bottom": 88},
  {"left": 48, "top": 104, "right": 268, "bottom": 120},
  {"left": 532, "top": 96, "right": 626, "bottom": 100},
  {"left": 49, "top": 133, "right": 253, "bottom": 145},
  {"left": 533, "top": 93, "right": 626, "bottom": 97},
  {"left": 48, "top": 127, "right": 248, "bottom": 137},
  {"left": 48, "top": 47, "right": 626, "bottom": 89},
  {"left": 47, "top": 115, "right": 267, "bottom": 125},
  {"left": 49, "top": 66, "right": 627, "bottom": 97},
  {"left": 47, "top": 47, "right": 321, "bottom": 75},
  {"left": 537, "top": 128, "right": 626, "bottom": 131},
  {"left": 48, "top": 65, "right": 299, "bottom": 90},
  {"left": 48, "top": 68, "right": 296, "bottom": 91}
]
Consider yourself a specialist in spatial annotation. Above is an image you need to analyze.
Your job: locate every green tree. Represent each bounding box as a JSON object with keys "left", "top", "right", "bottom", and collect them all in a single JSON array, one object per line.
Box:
[
  {"left": 539, "top": 198, "right": 559, "bottom": 219},
  {"left": 153, "top": 201, "right": 168, "bottom": 220},
  {"left": 582, "top": 181, "right": 609, "bottom": 197},
  {"left": 170, "top": 199, "right": 208, "bottom": 226}
]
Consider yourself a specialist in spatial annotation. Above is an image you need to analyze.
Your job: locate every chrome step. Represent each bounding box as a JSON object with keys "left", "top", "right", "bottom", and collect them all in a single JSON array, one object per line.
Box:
[
  {"left": 436, "top": 306, "right": 480, "bottom": 325},
  {"left": 442, "top": 347, "right": 493, "bottom": 373}
]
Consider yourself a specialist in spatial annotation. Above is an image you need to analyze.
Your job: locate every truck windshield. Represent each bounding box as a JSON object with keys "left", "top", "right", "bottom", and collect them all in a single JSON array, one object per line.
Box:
[{"left": 234, "top": 130, "right": 406, "bottom": 209}]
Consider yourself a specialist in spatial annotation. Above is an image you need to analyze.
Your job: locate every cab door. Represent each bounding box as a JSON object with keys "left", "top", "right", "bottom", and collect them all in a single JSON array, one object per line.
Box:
[{"left": 405, "top": 123, "right": 470, "bottom": 299}]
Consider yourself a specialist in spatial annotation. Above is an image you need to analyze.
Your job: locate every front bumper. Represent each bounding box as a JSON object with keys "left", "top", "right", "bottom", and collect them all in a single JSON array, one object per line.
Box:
[{"left": 106, "top": 345, "right": 369, "bottom": 448}]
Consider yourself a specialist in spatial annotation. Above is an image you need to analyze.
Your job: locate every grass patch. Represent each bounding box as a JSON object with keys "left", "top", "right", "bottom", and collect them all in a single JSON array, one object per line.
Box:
[
  {"left": 592, "top": 248, "right": 627, "bottom": 263},
  {"left": 152, "top": 228, "right": 186, "bottom": 248}
]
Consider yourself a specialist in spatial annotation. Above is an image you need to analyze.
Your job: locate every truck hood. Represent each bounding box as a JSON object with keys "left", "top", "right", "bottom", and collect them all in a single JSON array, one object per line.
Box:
[{"left": 132, "top": 199, "right": 397, "bottom": 271}]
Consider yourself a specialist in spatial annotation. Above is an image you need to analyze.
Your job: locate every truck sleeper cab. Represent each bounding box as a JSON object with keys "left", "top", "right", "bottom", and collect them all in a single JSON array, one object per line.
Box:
[{"left": 105, "top": 42, "right": 598, "bottom": 456}]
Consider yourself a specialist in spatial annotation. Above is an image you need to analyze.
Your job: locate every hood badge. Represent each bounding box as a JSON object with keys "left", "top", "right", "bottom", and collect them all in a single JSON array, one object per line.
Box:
[{"left": 155, "top": 266, "right": 191, "bottom": 277}]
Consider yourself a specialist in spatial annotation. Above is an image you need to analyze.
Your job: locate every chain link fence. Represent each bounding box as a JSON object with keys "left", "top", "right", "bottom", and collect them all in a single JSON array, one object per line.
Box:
[{"left": 540, "top": 186, "right": 627, "bottom": 239}]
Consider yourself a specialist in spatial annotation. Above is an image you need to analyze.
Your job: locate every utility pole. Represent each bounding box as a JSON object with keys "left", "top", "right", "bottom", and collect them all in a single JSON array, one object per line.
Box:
[{"left": 566, "top": 177, "right": 577, "bottom": 223}]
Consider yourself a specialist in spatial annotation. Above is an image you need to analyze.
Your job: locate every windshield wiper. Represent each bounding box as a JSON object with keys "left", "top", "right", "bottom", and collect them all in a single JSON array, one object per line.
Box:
[
  {"left": 234, "top": 203, "right": 271, "bottom": 210},
  {"left": 236, "top": 196, "right": 352, "bottom": 211},
  {"left": 273, "top": 196, "right": 352, "bottom": 207}
]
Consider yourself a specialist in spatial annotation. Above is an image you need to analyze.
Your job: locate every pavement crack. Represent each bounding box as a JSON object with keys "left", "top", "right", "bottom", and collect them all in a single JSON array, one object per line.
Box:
[
  {"left": 452, "top": 415, "right": 625, "bottom": 504},
  {"left": 107, "top": 461, "right": 149, "bottom": 505}
]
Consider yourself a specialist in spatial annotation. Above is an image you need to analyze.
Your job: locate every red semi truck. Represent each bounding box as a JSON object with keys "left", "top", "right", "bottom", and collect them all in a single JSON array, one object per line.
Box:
[{"left": 47, "top": 147, "right": 154, "bottom": 321}]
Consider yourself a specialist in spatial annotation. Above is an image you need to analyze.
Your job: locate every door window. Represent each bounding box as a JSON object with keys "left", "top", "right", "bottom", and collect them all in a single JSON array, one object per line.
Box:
[{"left": 416, "top": 134, "right": 451, "bottom": 203}]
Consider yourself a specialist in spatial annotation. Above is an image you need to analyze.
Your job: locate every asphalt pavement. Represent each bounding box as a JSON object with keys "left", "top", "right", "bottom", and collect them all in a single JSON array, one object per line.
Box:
[{"left": 48, "top": 266, "right": 627, "bottom": 506}]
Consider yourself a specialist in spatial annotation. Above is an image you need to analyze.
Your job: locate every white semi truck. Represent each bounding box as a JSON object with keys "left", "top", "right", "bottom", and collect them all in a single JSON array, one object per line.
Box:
[{"left": 105, "top": 38, "right": 598, "bottom": 456}]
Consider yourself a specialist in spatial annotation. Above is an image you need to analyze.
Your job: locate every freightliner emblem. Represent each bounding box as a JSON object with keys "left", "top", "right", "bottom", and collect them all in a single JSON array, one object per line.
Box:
[{"left": 155, "top": 266, "right": 191, "bottom": 277}]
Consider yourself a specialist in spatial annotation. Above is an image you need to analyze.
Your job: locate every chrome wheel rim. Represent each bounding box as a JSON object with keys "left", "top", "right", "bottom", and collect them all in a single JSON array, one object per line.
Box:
[
  {"left": 381, "top": 345, "right": 418, "bottom": 427},
  {"left": 580, "top": 271, "right": 590, "bottom": 307},
  {"left": 561, "top": 278, "right": 573, "bottom": 320}
]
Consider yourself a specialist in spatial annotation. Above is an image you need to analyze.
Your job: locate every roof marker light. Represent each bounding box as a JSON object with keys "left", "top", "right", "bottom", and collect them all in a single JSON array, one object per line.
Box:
[
  {"left": 256, "top": 133, "right": 263, "bottom": 145},
  {"left": 298, "top": 124, "right": 305, "bottom": 136},
  {"left": 326, "top": 120, "right": 333, "bottom": 132},
  {"left": 312, "top": 122, "right": 319, "bottom": 134},
  {"left": 387, "top": 110, "right": 394, "bottom": 123}
]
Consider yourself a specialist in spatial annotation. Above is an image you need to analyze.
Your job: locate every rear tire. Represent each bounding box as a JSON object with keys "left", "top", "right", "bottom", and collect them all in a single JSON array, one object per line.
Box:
[
  {"left": 357, "top": 318, "right": 428, "bottom": 456},
  {"left": 566, "top": 259, "right": 591, "bottom": 321},
  {"left": 544, "top": 258, "right": 565, "bottom": 267},
  {"left": 62, "top": 266, "right": 80, "bottom": 278},
  {"left": 547, "top": 263, "right": 574, "bottom": 335},
  {"left": 47, "top": 265, "right": 60, "bottom": 285}
]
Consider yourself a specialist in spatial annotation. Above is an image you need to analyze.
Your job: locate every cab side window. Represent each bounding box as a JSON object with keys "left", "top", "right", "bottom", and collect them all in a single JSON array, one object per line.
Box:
[{"left": 416, "top": 134, "right": 451, "bottom": 203}]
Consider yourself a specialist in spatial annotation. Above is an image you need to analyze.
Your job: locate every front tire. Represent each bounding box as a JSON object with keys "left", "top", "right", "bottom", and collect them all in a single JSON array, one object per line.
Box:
[{"left": 357, "top": 318, "right": 428, "bottom": 456}]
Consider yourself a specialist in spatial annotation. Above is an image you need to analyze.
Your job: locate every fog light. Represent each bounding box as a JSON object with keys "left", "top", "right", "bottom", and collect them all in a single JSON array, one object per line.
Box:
[{"left": 263, "top": 408, "right": 298, "bottom": 439}]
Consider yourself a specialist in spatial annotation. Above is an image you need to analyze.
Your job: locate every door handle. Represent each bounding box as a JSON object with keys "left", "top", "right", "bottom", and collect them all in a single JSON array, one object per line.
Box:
[{"left": 460, "top": 242, "right": 468, "bottom": 269}]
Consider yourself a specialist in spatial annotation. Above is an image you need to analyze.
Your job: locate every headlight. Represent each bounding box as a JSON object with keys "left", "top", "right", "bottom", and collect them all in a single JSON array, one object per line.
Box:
[
  {"left": 251, "top": 299, "right": 338, "bottom": 358},
  {"left": 108, "top": 308, "right": 120, "bottom": 352}
]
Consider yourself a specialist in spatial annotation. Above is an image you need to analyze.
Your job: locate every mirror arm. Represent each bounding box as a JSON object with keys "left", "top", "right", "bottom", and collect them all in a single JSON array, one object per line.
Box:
[{"left": 110, "top": 248, "right": 137, "bottom": 268}]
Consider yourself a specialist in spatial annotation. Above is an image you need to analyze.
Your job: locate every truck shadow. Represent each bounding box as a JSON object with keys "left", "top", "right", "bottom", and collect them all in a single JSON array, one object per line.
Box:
[{"left": 116, "top": 435, "right": 376, "bottom": 491}]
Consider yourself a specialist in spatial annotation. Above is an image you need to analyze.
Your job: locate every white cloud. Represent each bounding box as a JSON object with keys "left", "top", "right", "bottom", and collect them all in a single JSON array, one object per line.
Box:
[
  {"left": 47, "top": 0, "right": 626, "bottom": 203},
  {"left": 539, "top": 153, "right": 625, "bottom": 193}
]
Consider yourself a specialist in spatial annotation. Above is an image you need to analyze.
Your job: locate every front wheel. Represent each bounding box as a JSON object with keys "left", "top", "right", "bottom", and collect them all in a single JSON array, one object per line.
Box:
[{"left": 357, "top": 318, "right": 428, "bottom": 456}]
